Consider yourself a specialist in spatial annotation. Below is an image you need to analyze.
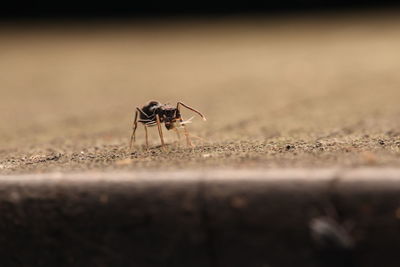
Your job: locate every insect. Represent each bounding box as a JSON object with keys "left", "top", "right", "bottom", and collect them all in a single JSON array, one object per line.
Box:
[{"left": 129, "top": 101, "right": 206, "bottom": 149}]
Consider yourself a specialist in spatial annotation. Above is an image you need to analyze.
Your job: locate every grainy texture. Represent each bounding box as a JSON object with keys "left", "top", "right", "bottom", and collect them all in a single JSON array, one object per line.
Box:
[{"left": 1, "top": 12, "right": 400, "bottom": 174}]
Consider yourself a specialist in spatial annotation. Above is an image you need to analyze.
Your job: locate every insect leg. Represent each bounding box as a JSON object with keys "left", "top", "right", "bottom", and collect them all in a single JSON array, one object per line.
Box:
[
  {"left": 144, "top": 125, "right": 149, "bottom": 149},
  {"left": 178, "top": 117, "right": 193, "bottom": 147},
  {"left": 174, "top": 127, "right": 181, "bottom": 145},
  {"left": 176, "top": 102, "right": 206, "bottom": 121},
  {"left": 175, "top": 107, "right": 193, "bottom": 147},
  {"left": 182, "top": 125, "right": 193, "bottom": 147},
  {"left": 129, "top": 109, "right": 139, "bottom": 150},
  {"left": 137, "top": 107, "right": 149, "bottom": 118},
  {"left": 156, "top": 114, "right": 165, "bottom": 148}
]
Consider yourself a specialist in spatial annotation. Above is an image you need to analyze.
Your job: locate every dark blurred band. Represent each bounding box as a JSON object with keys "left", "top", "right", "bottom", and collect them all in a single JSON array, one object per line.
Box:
[{"left": 1, "top": 1, "right": 400, "bottom": 19}]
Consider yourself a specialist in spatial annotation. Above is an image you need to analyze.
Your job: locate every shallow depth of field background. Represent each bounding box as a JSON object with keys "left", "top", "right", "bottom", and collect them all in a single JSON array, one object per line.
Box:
[{"left": 1, "top": 9, "right": 400, "bottom": 173}]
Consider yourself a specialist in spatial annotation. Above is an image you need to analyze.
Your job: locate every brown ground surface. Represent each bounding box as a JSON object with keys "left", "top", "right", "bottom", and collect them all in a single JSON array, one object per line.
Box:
[{"left": 1, "top": 12, "right": 400, "bottom": 174}]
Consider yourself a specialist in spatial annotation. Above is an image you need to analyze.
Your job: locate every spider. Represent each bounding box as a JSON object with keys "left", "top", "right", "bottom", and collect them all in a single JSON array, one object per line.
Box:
[{"left": 129, "top": 101, "right": 206, "bottom": 149}]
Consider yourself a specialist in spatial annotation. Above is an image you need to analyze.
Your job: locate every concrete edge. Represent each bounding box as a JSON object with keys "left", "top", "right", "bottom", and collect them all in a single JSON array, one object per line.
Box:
[
  {"left": 1, "top": 167, "right": 399, "bottom": 185},
  {"left": 0, "top": 168, "right": 399, "bottom": 267}
]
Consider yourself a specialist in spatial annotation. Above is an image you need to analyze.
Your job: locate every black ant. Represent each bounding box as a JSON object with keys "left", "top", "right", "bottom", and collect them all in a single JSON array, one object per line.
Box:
[{"left": 130, "top": 101, "right": 206, "bottom": 149}]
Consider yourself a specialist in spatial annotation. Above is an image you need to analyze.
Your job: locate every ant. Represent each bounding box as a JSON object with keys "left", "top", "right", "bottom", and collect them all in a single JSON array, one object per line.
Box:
[{"left": 130, "top": 101, "right": 206, "bottom": 149}]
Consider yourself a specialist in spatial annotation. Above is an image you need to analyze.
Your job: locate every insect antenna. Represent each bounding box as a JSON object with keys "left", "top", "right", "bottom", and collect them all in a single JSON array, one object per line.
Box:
[{"left": 177, "top": 102, "right": 207, "bottom": 121}]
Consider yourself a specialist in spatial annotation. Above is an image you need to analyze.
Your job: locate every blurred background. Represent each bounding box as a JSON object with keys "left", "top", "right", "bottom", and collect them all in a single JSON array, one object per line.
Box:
[
  {"left": 1, "top": 1, "right": 399, "bottom": 18},
  {"left": 1, "top": 1, "right": 400, "bottom": 171}
]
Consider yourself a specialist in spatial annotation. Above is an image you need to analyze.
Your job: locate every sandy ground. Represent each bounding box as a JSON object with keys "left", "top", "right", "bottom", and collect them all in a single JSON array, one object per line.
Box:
[{"left": 0, "top": 12, "right": 400, "bottom": 174}]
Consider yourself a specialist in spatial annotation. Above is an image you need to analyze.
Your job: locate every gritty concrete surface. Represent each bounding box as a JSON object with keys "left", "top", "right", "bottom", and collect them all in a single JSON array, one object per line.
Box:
[
  {"left": 0, "top": 168, "right": 399, "bottom": 267},
  {"left": 1, "top": 11, "right": 400, "bottom": 174}
]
